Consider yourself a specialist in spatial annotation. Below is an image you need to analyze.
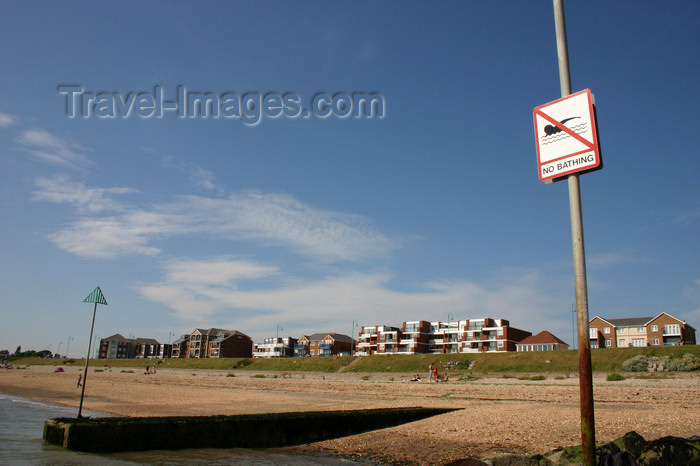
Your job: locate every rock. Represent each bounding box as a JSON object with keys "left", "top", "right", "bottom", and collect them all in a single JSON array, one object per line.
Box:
[{"left": 637, "top": 435, "right": 700, "bottom": 465}]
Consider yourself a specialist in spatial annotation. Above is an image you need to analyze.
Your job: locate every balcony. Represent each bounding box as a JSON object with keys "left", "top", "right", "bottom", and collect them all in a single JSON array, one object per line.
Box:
[{"left": 662, "top": 328, "right": 681, "bottom": 336}]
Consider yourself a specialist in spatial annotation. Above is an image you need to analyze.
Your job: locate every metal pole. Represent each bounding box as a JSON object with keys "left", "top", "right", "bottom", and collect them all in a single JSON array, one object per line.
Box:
[
  {"left": 553, "top": 1, "right": 596, "bottom": 464},
  {"left": 78, "top": 302, "right": 98, "bottom": 418}
]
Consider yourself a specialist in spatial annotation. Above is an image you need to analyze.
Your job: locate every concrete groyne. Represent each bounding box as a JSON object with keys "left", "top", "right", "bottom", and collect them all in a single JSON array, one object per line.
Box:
[{"left": 44, "top": 407, "right": 456, "bottom": 453}]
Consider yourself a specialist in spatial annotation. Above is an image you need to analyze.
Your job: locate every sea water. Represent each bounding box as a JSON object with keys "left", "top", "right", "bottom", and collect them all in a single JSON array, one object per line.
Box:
[{"left": 0, "top": 394, "right": 363, "bottom": 464}]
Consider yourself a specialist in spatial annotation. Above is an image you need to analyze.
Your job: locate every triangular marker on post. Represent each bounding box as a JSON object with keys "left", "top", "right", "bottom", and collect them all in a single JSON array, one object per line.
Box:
[{"left": 82, "top": 286, "right": 108, "bottom": 306}]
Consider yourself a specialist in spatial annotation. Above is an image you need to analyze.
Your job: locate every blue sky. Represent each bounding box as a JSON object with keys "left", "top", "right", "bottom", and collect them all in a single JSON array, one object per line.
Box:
[{"left": 1, "top": 1, "right": 698, "bottom": 356}]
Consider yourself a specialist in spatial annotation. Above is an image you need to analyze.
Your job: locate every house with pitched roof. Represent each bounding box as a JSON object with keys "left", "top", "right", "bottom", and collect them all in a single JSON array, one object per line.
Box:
[
  {"left": 294, "top": 333, "right": 354, "bottom": 357},
  {"left": 589, "top": 312, "right": 696, "bottom": 348},
  {"left": 182, "top": 328, "right": 252, "bottom": 358},
  {"left": 516, "top": 331, "right": 569, "bottom": 352},
  {"left": 98, "top": 334, "right": 171, "bottom": 359}
]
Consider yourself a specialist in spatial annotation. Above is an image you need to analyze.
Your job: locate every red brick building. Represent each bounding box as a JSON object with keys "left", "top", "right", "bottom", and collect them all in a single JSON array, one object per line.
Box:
[
  {"left": 589, "top": 312, "right": 696, "bottom": 348},
  {"left": 295, "top": 333, "right": 354, "bottom": 357}
]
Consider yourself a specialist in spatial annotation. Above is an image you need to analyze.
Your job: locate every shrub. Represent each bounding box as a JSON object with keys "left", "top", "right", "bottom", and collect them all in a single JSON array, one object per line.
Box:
[
  {"left": 252, "top": 374, "right": 266, "bottom": 378},
  {"left": 445, "top": 360, "right": 472, "bottom": 371},
  {"left": 622, "top": 355, "right": 650, "bottom": 372},
  {"left": 623, "top": 353, "right": 700, "bottom": 372},
  {"left": 226, "top": 373, "right": 235, "bottom": 377},
  {"left": 665, "top": 353, "right": 700, "bottom": 371},
  {"left": 529, "top": 375, "right": 546, "bottom": 381},
  {"left": 554, "top": 375, "right": 566, "bottom": 380},
  {"left": 607, "top": 373, "right": 625, "bottom": 381}
]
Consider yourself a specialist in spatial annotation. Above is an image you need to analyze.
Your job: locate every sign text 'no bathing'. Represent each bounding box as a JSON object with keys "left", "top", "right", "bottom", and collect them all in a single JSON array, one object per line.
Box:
[{"left": 533, "top": 89, "right": 601, "bottom": 182}]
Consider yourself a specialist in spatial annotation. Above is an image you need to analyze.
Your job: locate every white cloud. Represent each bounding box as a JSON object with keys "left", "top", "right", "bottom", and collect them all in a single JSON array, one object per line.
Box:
[
  {"left": 161, "top": 154, "right": 222, "bottom": 193},
  {"left": 17, "top": 128, "right": 91, "bottom": 170},
  {"left": 163, "top": 257, "right": 280, "bottom": 285},
  {"left": 587, "top": 248, "right": 649, "bottom": 268},
  {"left": 137, "top": 258, "right": 569, "bottom": 344},
  {"left": 0, "top": 111, "right": 17, "bottom": 127},
  {"left": 48, "top": 217, "right": 162, "bottom": 258},
  {"left": 33, "top": 175, "right": 137, "bottom": 213},
  {"left": 45, "top": 190, "right": 398, "bottom": 261}
]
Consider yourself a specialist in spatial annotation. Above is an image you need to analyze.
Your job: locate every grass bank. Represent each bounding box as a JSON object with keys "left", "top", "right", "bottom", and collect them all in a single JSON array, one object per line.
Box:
[{"left": 10, "top": 345, "right": 699, "bottom": 374}]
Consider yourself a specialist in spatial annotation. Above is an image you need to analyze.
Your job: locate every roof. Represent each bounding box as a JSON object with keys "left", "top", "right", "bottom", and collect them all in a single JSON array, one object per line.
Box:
[
  {"left": 517, "top": 331, "right": 568, "bottom": 346},
  {"left": 304, "top": 332, "right": 354, "bottom": 343},
  {"left": 606, "top": 317, "right": 654, "bottom": 327},
  {"left": 135, "top": 338, "right": 160, "bottom": 345},
  {"left": 590, "top": 312, "right": 695, "bottom": 330},
  {"left": 102, "top": 333, "right": 127, "bottom": 341}
]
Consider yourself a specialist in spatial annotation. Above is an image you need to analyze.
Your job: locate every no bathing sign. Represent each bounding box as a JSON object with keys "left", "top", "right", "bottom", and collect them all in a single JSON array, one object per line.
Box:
[{"left": 533, "top": 89, "right": 601, "bottom": 182}]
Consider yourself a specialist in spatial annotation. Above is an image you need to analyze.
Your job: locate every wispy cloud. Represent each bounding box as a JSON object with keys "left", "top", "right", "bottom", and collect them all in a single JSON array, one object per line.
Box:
[
  {"left": 587, "top": 248, "right": 649, "bottom": 268},
  {"left": 16, "top": 128, "right": 91, "bottom": 170},
  {"left": 161, "top": 154, "right": 223, "bottom": 193},
  {"left": 0, "top": 111, "right": 17, "bottom": 127},
  {"left": 33, "top": 175, "right": 137, "bottom": 213},
  {"left": 37, "top": 177, "right": 399, "bottom": 261}
]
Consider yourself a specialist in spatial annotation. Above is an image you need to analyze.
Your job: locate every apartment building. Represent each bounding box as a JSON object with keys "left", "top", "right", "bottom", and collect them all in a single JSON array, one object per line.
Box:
[
  {"left": 356, "top": 317, "right": 532, "bottom": 355},
  {"left": 253, "top": 337, "right": 297, "bottom": 358},
  {"left": 98, "top": 334, "right": 171, "bottom": 359},
  {"left": 356, "top": 325, "right": 403, "bottom": 356},
  {"left": 170, "top": 334, "right": 190, "bottom": 358},
  {"left": 294, "top": 333, "right": 354, "bottom": 357},
  {"left": 589, "top": 312, "right": 696, "bottom": 348}
]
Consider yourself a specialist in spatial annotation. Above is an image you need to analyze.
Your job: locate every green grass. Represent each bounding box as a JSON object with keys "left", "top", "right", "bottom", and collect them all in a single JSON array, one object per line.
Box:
[
  {"left": 10, "top": 345, "right": 699, "bottom": 374},
  {"left": 606, "top": 373, "right": 625, "bottom": 381}
]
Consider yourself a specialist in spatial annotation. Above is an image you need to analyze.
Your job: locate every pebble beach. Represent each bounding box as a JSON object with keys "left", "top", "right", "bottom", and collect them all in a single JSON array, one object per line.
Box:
[{"left": 1, "top": 365, "right": 698, "bottom": 464}]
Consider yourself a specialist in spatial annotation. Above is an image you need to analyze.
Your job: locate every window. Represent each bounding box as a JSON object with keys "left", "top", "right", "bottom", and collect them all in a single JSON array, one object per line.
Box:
[
  {"left": 637, "top": 327, "right": 644, "bottom": 333},
  {"left": 589, "top": 328, "right": 597, "bottom": 338},
  {"left": 651, "top": 325, "right": 658, "bottom": 332},
  {"left": 664, "top": 324, "right": 680, "bottom": 335},
  {"left": 618, "top": 339, "right": 626, "bottom": 347},
  {"left": 619, "top": 328, "right": 626, "bottom": 334},
  {"left": 605, "top": 340, "right": 612, "bottom": 347},
  {"left": 652, "top": 338, "right": 660, "bottom": 345},
  {"left": 604, "top": 327, "right": 611, "bottom": 334}
]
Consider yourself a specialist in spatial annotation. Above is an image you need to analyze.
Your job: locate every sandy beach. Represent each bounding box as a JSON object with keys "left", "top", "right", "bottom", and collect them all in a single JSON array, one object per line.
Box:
[{"left": 1, "top": 365, "right": 698, "bottom": 464}]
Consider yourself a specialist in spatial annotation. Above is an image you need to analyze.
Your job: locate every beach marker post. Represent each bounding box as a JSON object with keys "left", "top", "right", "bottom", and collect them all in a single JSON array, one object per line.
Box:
[{"left": 78, "top": 286, "right": 108, "bottom": 418}]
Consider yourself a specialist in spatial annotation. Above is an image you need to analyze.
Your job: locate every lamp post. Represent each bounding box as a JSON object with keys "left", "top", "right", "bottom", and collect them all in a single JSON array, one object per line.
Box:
[
  {"left": 66, "top": 336, "right": 74, "bottom": 358},
  {"left": 276, "top": 324, "right": 283, "bottom": 339},
  {"left": 351, "top": 320, "right": 358, "bottom": 355},
  {"left": 57, "top": 341, "right": 63, "bottom": 359}
]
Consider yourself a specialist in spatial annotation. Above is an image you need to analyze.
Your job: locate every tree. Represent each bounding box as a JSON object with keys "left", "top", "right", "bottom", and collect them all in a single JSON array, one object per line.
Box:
[{"left": 15, "top": 346, "right": 21, "bottom": 356}]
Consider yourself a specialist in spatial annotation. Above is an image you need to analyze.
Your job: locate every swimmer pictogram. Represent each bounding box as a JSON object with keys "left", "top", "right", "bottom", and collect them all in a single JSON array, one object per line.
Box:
[{"left": 533, "top": 89, "right": 601, "bottom": 182}]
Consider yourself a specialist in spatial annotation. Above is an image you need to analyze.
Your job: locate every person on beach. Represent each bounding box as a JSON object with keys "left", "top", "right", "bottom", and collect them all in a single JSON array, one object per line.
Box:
[
  {"left": 428, "top": 363, "right": 434, "bottom": 382},
  {"left": 432, "top": 366, "right": 438, "bottom": 382},
  {"left": 76, "top": 374, "right": 81, "bottom": 387}
]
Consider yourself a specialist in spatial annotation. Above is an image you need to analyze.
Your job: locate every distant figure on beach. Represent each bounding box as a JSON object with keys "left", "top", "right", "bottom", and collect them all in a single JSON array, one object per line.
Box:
[
  {"left": 428, "top": 363, "right": 434, "bottom": 382},
  {"left": 76, "top": 374, "right": 81, "bottom": 387},
  {"left": 432, "top": 366, "right": 438, "bottom": 382},
  {"left": 442, "top": 373, "right": 449, "bottom": 382},
  {"left": 411, "top": 374, "right": 421, "bottom": 382}
]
